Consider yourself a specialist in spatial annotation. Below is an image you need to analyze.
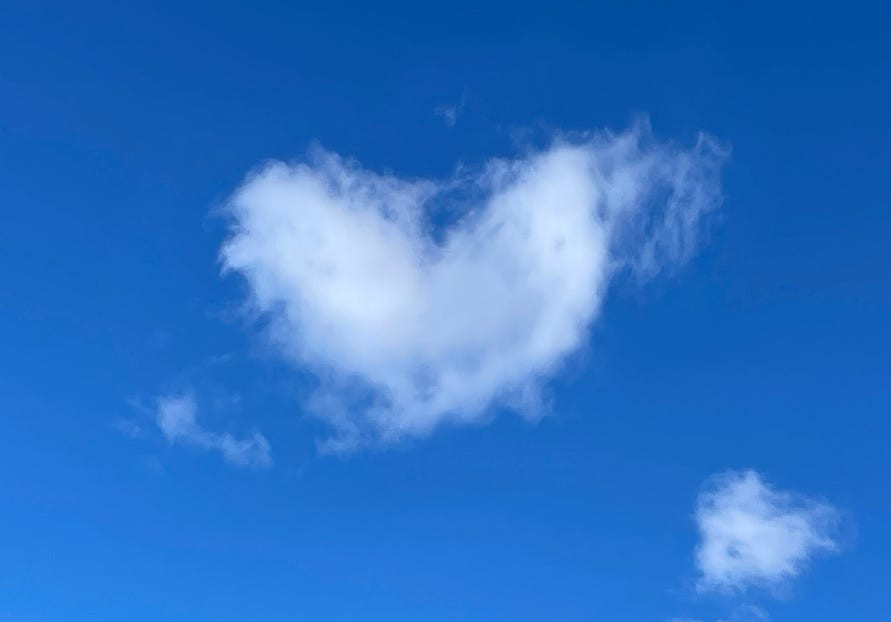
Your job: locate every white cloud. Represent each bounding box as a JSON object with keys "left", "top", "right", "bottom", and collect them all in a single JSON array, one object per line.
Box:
[
  {"left": 156, "top": 392, "right": 271, "bottom": 469},
  {"left": 695, "top": 470, "right": 840, "bottom": 593},
  {"left": 221, "top": 122, "right": 725, "bottom": 450}
]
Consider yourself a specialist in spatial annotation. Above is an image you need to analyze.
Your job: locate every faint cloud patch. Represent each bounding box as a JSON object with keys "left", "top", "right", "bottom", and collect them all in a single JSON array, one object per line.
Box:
[
  {"left": 717, "top": 604, "right": 769, "bottom": 622},
  {"left": 155, "top": 391, "right": 271, "bottom": 469},
  {"left": 434, "top": 91, "right": 467, "bottom": 127},
  {"left": 670, "top": 604, "right": 769, "bottom": 622},
  {"left": 114, "top": 417, "right": 146, "bottom": 439}
]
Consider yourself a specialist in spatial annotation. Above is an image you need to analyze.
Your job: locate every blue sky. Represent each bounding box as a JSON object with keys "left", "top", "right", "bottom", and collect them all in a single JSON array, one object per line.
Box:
[{"left": 1, "top": 2, "right": 889, "bottom": 621}]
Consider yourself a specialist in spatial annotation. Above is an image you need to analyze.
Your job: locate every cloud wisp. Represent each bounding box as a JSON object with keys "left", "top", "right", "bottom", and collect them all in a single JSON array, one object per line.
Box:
[
  {"left": 434, "top": 91, "right": 467, "bottom": 127},
  {"left": 221, "top": 122, "right": 726, "bottom": 450},
  {"left": 695, "top": 470, "right": 840, "bottom": 593},
  {"left": 671, "top": 604, "right": 769, "bottom": 622},
  {"left": 156, "top": 392, "right": 272, "bottom": 469}
]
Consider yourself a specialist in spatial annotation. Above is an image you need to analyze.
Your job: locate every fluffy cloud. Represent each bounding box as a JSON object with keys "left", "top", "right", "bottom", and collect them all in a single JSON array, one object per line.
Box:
[
  {"left": 221, "top": 123, "right": 725, "bottom": 449},
  {"left": 695, "top": 470, "right": 840, "bottom": 593},
  {"left": 156, "top": 392, "right": 271, "bottom": 468}
]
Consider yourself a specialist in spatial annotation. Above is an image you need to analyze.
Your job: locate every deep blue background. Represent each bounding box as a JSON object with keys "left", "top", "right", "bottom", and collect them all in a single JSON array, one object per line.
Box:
[{"left": 1, "top": 2, "right": 888, "bottom": 620}]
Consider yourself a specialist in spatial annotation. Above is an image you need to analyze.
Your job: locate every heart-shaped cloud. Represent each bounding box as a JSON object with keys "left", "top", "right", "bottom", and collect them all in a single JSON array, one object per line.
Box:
[{"left": 221, "top": 123, "right": 726, "bottom": 450}]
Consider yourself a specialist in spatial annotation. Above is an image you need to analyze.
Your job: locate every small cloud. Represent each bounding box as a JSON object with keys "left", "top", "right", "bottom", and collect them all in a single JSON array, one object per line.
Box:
[
  {"left": 717, "top": 604, "right": 769, "bottom": 622},
  {"left": 695, "top": 470, "right": 840, "bottom": 593},
  {"left": 434, "top": 91, "right": 466, "bottom": 126},
  {"left": 672, "top": 604, "right": 769, "bottom": 622},
  {"left": 434, "top": 104, "right": 460, "bottom": 127},
  {"left": 114, "top": 418, "right": 146, "bottom": 439},
  {"left": 155, "top": 391, "right": 271, "bottom": 469}
]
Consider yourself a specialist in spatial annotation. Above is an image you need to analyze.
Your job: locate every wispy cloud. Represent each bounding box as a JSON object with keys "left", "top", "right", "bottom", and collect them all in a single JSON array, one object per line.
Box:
[
  {"left": 695, "top": 470, "right": 840, "bottom": 593},
  {"left": 221, "top": 121, "right": 726, "bottom": 450},
  {"left": 716, "top": 604, "right": 770, "bottom": 622},
  {"left": 434, "top": 91, "right": 467, "bottom": 127},
  {"left": 672, "top": 604, "right": 770, "bottom": 622},
  {"left": 114, "top": 417, "right": 146, "bottom": 439},
  {"left": 155, "top": 392, "right": 271, "bottom": 469}
]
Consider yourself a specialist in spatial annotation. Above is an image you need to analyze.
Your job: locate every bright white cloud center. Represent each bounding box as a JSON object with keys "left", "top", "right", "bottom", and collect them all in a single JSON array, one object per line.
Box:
[
  {"left": 221, "top": 124, "right": 725, "bottom": 449},
  {"left": 695, "top": 470, "right": 840, "bottom": 593}
]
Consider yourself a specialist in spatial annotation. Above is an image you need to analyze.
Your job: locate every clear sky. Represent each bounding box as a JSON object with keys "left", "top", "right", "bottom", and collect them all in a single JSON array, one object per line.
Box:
[{"left": 1, "top": 2, "right": 888, "bottom": 621}]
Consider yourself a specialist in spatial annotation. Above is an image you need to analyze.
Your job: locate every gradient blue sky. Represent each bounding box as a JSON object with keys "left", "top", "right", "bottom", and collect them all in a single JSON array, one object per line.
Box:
[{"left": 1, "top": 2, "right": 889, "bottom": 621}]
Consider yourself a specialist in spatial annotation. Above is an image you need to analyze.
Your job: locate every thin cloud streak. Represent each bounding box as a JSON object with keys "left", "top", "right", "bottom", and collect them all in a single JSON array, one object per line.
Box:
[{"left": 156, "top": 392, "right": 271, "bottom": 469}]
